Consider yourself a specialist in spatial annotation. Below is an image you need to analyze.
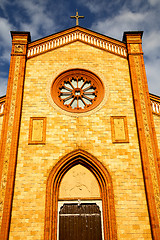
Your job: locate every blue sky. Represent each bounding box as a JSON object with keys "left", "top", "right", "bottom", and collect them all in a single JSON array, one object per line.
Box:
[{"left": 0, "top": 0, "right": 160, "bottom": 97}]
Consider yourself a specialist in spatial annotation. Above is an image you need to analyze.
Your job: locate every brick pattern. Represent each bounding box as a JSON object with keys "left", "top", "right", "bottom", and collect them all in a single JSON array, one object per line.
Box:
[
  {"left": 8, "top": 41, "right": 152, "bottom": 239},
  {"left": 0, "top": 32, "right": 30, "bottom": 240},
  {"left": 0, "top": 56, "right": 21, "bottom": 224},
  {"left": 125, "top": 32, "right": 160, "bottom": 239}
]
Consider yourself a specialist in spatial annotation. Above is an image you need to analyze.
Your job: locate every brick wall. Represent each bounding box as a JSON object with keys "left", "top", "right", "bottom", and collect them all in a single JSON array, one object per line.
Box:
[{"left": 9, "top": 41, "right": 152, "bottom": 239}]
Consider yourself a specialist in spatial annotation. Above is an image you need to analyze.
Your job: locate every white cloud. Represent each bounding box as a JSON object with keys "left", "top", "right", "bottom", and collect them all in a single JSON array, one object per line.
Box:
[
  {"left": 14, "top": 0, "right": 66, "bottom": 40},
  {"left": 0, "top": 17, "right": 14, "bottom": 45},
  {"left": 142, "top": 30, "right": 160, "bottom": 94},
  {"left": 143, "top": 31, "right": 160, "bottom": 58},
  {"left": 92, "top": 10, "right": 148, "bottom": 40},
  {"left": 146, "top": 58, "right": 160, "bottom": 95},
  {"left": 79, "top": 0, "right": 160, "bottom": 14},
  {"left": 78, "top": 0, "right": 107, "bottom": 14},
  {"left": 79, "top": 0, "right": 128, "bottom": 14},
  {"left": 0, "top": 77, "right": 8, "bottom": 96},
  {"left": 148, "top": 0, "right": 160, "bottom": 6},
  {"left": 0, "top": 0, "right": 9, "bottom": 11},
  {"left": 89, "top": 5, "right": 160, "bottom": 95},
  {"left": 0, "top": 17, "right": 13, "bottom": 63}
]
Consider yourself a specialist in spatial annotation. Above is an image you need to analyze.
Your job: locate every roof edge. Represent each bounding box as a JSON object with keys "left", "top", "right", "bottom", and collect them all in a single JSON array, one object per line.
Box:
[
  {"left": 123, "top": 31, "right": 143, "bottom": 42},
  {"left": 28, "top": 26, "right": 125, "bottom": 47},
  {"left": 10, "top": 31, "right": 31, "bottom": 42}
]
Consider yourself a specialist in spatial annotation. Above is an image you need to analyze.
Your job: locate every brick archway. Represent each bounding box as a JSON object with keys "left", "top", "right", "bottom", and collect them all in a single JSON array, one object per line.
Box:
[{"left": 44, "top": 149, "right": 117, "bottom": 240}]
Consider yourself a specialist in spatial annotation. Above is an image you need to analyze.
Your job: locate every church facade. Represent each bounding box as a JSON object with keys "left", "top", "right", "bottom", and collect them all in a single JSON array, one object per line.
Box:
[{"left": 0, "top": 26, "right": 160, "bottom": 239}]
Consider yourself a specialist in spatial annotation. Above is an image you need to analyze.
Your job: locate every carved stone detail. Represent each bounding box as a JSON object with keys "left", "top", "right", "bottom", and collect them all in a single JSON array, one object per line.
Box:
[
  {"left": 59, "top": 164, "right": 100, "bottom": 199},
  {"left": 0, "top": 56, "right": 20, "bottom": 224},
  {"left": 130, "top": 44, "right": 139, "bottom": 53},
  {"left": 134, "top": 55, "right": 160, "bottom": 222},
  {"left": 14, "top": 44, "right": 24, "bottom": 53},
  {"left": 110, "top": 116, "right": 129, "bottom": 143},
  {"left": 28, "top": 117, "right": 46, "bottom": 144},
  {"left": 51, "top": 69, "right": 104, "bottom": 113}
]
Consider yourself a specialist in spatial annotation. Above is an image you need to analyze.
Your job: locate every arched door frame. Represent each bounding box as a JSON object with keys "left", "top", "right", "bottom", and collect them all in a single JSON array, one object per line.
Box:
[{"left": 44, "top": 149, "right": 117, "bottom": 240}]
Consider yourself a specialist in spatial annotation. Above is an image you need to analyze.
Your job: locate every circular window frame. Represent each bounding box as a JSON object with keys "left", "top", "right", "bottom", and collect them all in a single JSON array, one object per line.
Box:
[{"left": 51, "top": 69, "right": 104, "bottom": 114}]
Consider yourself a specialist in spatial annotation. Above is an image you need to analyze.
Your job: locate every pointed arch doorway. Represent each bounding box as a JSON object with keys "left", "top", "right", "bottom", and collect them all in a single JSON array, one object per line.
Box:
[{"left": 44, "top": 150, "right": 117, "bottom": 240}]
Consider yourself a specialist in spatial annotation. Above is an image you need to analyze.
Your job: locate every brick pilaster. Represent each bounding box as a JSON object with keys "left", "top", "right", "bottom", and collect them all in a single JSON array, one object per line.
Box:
[
  {"left": 123, "top": 31, "right": 160, "bottom": 239},
  {"left": 0, "top": 31, "right": 31, "bottom": 239}
]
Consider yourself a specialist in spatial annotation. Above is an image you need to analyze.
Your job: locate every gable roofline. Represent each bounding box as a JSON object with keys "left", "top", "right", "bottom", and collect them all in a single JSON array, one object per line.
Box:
[
  {"left": 27, "top": 26, "right": 127, "bottom": 59},
  {"left": 29, "top": 26, "right": 125, "bottom": 47},
  {"left": 150, "top": 93, "right": 160, "bottom": 103},
  {"left": 0, "top": 95, "right": 6, "bottom": 100}
]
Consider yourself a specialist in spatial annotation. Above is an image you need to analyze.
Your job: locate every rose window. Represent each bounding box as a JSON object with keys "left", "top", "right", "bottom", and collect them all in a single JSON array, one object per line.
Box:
[{"left": 51, "top": 69, "right": 104, "bottom": 113}]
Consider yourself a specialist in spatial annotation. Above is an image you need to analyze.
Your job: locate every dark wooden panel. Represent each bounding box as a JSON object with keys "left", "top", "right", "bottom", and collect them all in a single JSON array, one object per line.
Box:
[{"left": 59, "top": 203, "right": 102, "bottom": 240}]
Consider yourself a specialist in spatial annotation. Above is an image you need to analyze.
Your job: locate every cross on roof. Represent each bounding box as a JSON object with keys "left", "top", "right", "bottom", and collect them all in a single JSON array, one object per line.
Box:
[{"left": 70, "top": 10, "right": 84, "bottom": 26}]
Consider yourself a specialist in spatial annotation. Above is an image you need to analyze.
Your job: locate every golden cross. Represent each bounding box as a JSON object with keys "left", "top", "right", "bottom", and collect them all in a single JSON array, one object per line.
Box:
[{"left": 70, "top": 10, "right": 84, "bottom": 26}]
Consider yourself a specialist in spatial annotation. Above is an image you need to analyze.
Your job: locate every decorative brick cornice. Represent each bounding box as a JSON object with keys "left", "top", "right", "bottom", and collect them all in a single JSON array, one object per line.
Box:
[
  {"left": 150, "top": 93, "right": 160, "bottom": 116},
  {"left": 27, "top": 27, "right": 127, "bottom": 59},
  {"left": 0, "top": 96, "right": 6, "bottom": 116}
]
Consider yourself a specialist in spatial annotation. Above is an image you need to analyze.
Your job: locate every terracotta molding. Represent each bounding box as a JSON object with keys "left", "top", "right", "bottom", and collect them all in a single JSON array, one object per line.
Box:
[
  {"left": 0, "top": 96, "right": 6, "bottom": 117},
  {"left": 29, "top": 26, "right": 125, "bottom": 48},
  {"left": 0, "top": 32, "right": 30, "bottom": 240},
  {"left": 0, "top": 96, "right": 6, "bottom": 103},
  {"left": 124, "top": 32, "right": 160, "bottom": 239},
  {"left": 27, "top": 27, "right": 127, "bottom": 59},
  {"left": 150, "top": 94, "right": 160, "bottom": 115},
  {"left": 44, "top": 149, "right": 117, "bottom": 240}
]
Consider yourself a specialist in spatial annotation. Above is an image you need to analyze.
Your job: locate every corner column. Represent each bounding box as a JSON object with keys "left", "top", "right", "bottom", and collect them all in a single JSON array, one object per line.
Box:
[
  {"left": 124, "top": 31, "right": 160, "bottom": 239},
  {"left": 0, "top": 31, "right": 30, "bottom": 239}
]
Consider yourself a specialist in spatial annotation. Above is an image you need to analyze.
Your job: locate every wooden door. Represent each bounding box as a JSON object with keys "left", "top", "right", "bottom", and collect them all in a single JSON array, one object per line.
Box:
[{"left": 59, "top": 203, "right": 102, "bottom": 240}]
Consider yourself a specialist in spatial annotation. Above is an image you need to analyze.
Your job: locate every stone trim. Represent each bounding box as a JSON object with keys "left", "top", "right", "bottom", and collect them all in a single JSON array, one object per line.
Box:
[
  {"left": 44, "top": 149, "right": 117, "bottom": 240},
  {"left": 110, "top": 116, "right": 129, "bottom": 143},
  {"left": 28, "top": 117, "right": 46, "bottom": 145}
]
